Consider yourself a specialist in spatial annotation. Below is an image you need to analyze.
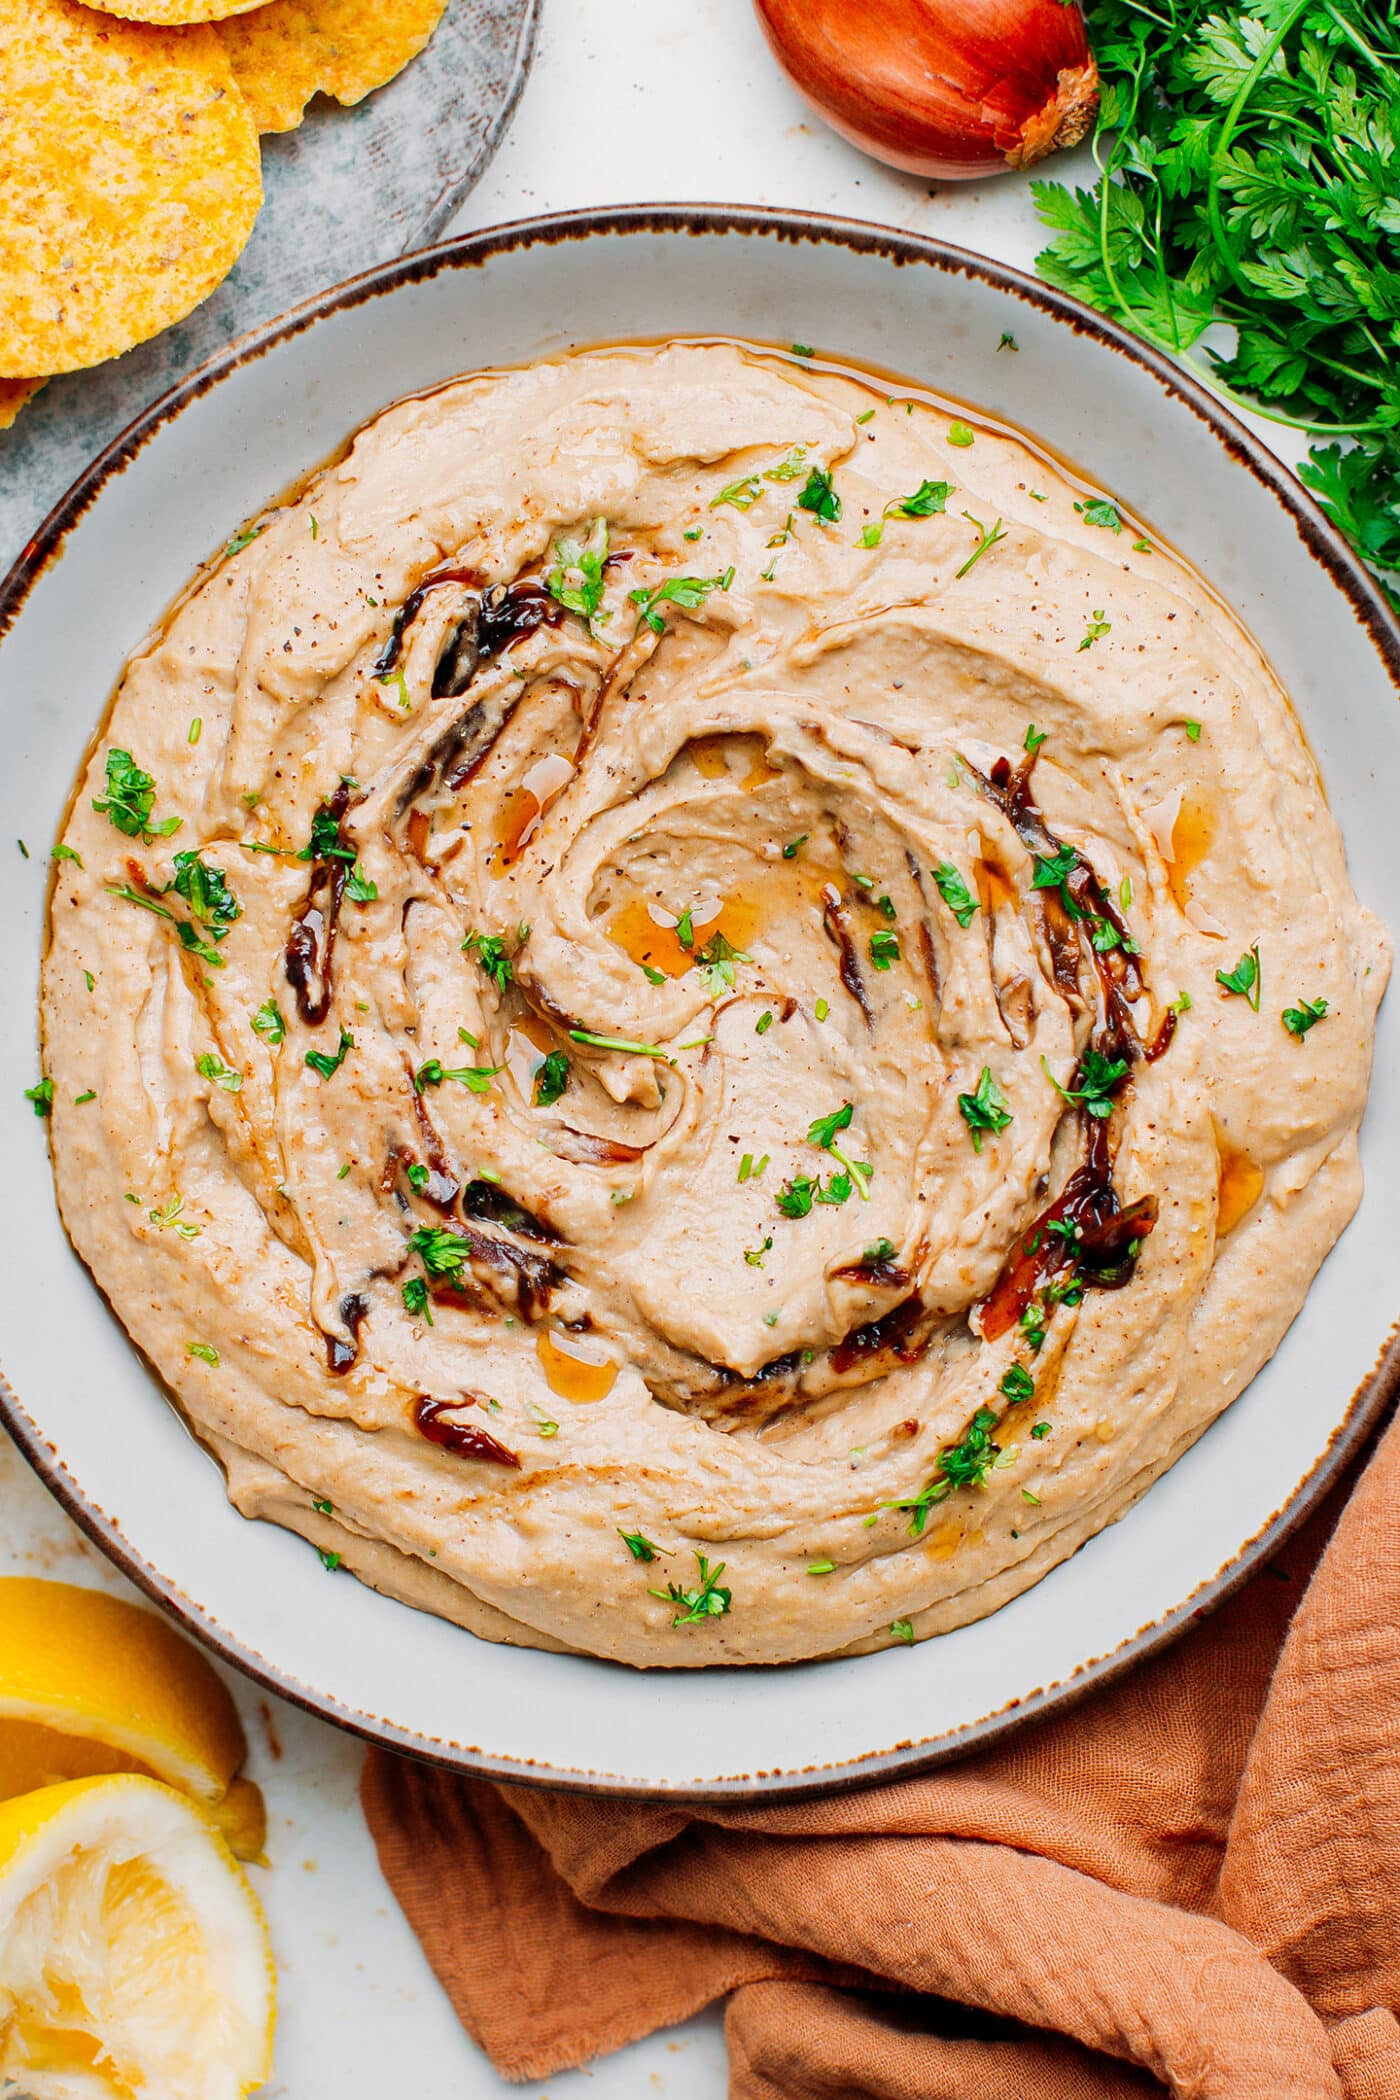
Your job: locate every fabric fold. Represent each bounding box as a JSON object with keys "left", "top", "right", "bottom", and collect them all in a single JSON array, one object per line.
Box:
[{"left": 362, "top": 1408, "right": 1400, "bottom": 2100}]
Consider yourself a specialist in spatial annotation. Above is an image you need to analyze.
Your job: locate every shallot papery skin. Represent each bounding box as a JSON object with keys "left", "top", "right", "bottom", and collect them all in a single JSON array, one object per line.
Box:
[{"left": 752, "top": 0, "right": 1099, "bottom": 180}]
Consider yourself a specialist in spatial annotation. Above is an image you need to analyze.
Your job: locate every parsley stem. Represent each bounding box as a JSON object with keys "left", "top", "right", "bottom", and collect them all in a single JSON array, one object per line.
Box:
[{"left": 568, "top": 1029, "right": 669, "bottom": 1059}]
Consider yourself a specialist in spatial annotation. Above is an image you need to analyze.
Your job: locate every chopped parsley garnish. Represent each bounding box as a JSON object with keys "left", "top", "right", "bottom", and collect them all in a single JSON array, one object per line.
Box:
[
  {"left": 890, "top": 1618, "right": 916, "bottom": 1644},
  {"left": 1021, "top": 1301, "right": 1047, "bottom": 1352},
  {"left": 105, "top": 883, "right": 222, "bottom": 967},
  {"left": 863, "top": 1238, "right": 897, "bottom": 1264},
  {"left": 407, "top": 1163, "right": 429, "bottom": 1190},
  {"left": 674, "top": 907, "right": 695, "bottom": 950},
  {"left": 807, "top": 1102, "right": 853, "bottom": 1149},
  {"left": 317, "top": 1549, "right": 342, "bottom": 1573},
  {"left": 957, "top": 1067, "right": 1011, "bottom": 1152},
  {"left": 737, "top": 1152, "right": 769, "bottom": 1183},
  {"left": 1170, "top": 990, "right": 1193, "bottom": 1015},
  {"left": 402, "top": 1276, "right": 432, "bottom": 1322},
  {"left": 1079, "top": 609, "right": 1112, "bottom": 650},
  {"left": 629, "top": 568, "right": 734, "bottom": 635},
  {"left": 711, "top": 474, "right": 762, "bottom": 511},
  {"left": 999, "top": 1364, "right": 1035, "bottom": 1404},
  {"left": 1031, "top": 1421, "right": 1051, "bottom": 1440},
  {"left": 696, "top": 930, "right": 751, "bottom": 995},
  {"left": 187, "top": 1342, "right": 220, "bottom": 1366},
  {"left": 305, "top": 1027, "right": 352, "bottom": 1080},
  {"left": 755, "top": 1010, "right": 773, "bottom": 1036},
  {"left": 406, "top": 1226, "right": 470, "bottom": 1277},
  {"left": 463, "top": 929, "right": 515, "bottom": 991},
  {"left": 1032, "top": 843, "right": 1078, "bottom": 898},
  {"left": 53, "top": 843, "right": 82, "bottom": 868},
  {"left": 1283, "top": 996, "right": 1329, "bottom": 1038},
  {"left": 649, "top": 1551, "right": 731, "bottom": 1627},
  {"left": 765, "top": 448, "right": 808, "bottom": 482},
  {"left": 24, "top": 1077, "right": 53, "bottom": 1118},
  {"left": 856, "top": 408, "right": 876, "bottom": 424},
  {"left": 1043, "top": 1048, "right": 1130, "bottom": 1119},
  {"left": 251, "top": 999, "right": 286, "bottom": 1046},
  {"left": 947, "top": 422, "right": 975, "bottom": 447},
  {"left": 1075, "top": 497, "right": 1122, "bottom": 532},
  {"left": 74, "top": 1090, "right": 96, "bottom": 1106},
  {"left": 808, "top": 1559, "right": 836, "bottom": 1576},
  {"left": 298, "top": 803, "right": 354, "bottom": 864},
  {"left": 1024, "top": 724, "right": 1048, "bottom": 755},
  {"left": 414, "top": 1057, "right": 501, "bottom": 1094},
  {"left": 170, "top": 851, "right": 240, "bottom": 935},
  {"left": 641, "top": 963, "right": 667, "bottom": 985},
  {"left": 545, "top": 517, "right": 610, "bottom": 626},
  {"left": 792, "top": 342, "right": 814, "bottom": 358},
  {"left": 782, "top": 835, "right": 807, "bottom": 858},
  {"left": 569, "top": 1028, "right": 669, "bottom": 1059},
  {"left": 1185, "top": 720, "right": 1203, "bottom": 743},
  {"left": 743, "top": 1234, "right": 773, "bottom": 1267},
  {"left": 955, "top": 512, "right": 1007, "bottom": 579},
  {"left": 869, "top": 928, "right": 900, "bottom": 970},
  {"left": 194, "top": 1052, "right": 242, "bottom": 1094},
  {"left": 1216, "top": 943, "right": 1261, "bottom": 1012},
  {"left": 619, "top": 1528, "right": 658, "bottom": 1562},
  {"left": 862, "top": 478, "right": 952, "bottom": 546},
  {"left": 889, "top": 1406, "right": 1006, "bottom": 1534},
  {"left": 532, "top": 1049, "right": 571, "bottom": 1106},
  {"left": 775, "top": 1170, "right": 854, "bottom": 1217},
  {"left": 934, "top": 862, "right": 978, "bottom": 929},
  {"left": 345, "top": 864, "right": 378, "bottom": 904},
  {"left": 93, "top": 749, "right": 180, "bottom": 843},
  {"left": 148, "top": 1195, "right": 198, "bottom": 1239},
  {"left": 222, "top": 523, "right": 264, "bottom": 559},
  {"left": 815, "top": 997, "right": 829, "bottom": 1022},
  {"left": 796, "top": 467, "right": 840, "bottom": 524}
]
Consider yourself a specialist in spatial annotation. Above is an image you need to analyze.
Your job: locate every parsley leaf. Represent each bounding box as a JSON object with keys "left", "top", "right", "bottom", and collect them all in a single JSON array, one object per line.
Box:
[
  {"left": 808, "top": 1102, "right": 854, "bottom": 1149},
  {"left": 619, "top": 1528, "right": 658, "bottom": 1562},
  {"left": 1283, "top": 995, "right": 1329, "bottom": 1037},
  {"left": 194, "top": 1052, "right": 242, "bottom": 1094},
  {"left": 251, "top": 999, "right": 286, "bottom": 1046},
  {"left": 1075, "top": 497, "right": 1123, "bottom": 532},
  {"left": 955, "top": 512, "right": 1007, "bottom": 579},
  {"left": 406, "top": 1226, "right": 470, "bottom": 1277},
  {"left": 545, "top": 517, "right": 610, "bottom": 626},
  {"left": 1043, "top": 1048, "right": 1130, "bottom": 1119},
  {"left": 958, "top": 1067, "right": 1012, "bottom": 1152},
  {"left": 305, "top": 1027, "right": 352, "bottom": 1080},
  {"left": 888, "top": 1406, "right": 1004, "bottom": 1534},
  {"left": 649, "top": 1551, "right": 732, "bottom": 1627},
  {"left": 1079, "top": 609, "right": 1112, "bottom": 650},
  {"left": 415, "top": 1058, "right": 502, "bottom": 1094},
  {"left": 93, "top": 749, "right": 180, "bottom": 843},
  {"left": 24, "top": 1077, "right": 53, "bottom": 1118},
  {"left": 695, "top": 929, "right": 751, "bottom": 995},
  {"left": 796, "top": 467, "right": 841, "bottom": 524},
  {"left": 629, "top": 568, "right": 734, "bottom": 635},
  {"left": 463, "top": 929, "right": 515, "bottom": 991},
  {"left": 1216, "top": 942, "right": 1262, "bottom": 1011},
  {"left": 534, "top": 1048, "right": 571, "bottom": 1105},
  {"left": 170, "top": 851, "right": 240, "bottom": 935},
  {"left": 402, "top": 1276, "right": 433, "bottom": 1323},
  {"left": 934, "top": 862, "right": 979, "bottom": 928}
]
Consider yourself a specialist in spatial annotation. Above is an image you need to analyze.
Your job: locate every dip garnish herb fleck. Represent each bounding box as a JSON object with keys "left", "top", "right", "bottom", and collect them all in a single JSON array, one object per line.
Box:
[
  {"left": 1043, "top": 1048, "right": 1130, "bottom": 1119},
  {"left": 415, "top": 1058, "right": 502, "bottom": 1094},
  {"left": 629, "top": 568, "right": 734, "bottom": 635},
  {"left": 619, "top": 1529, "right": 658, "bottom": 1562},
  {"left": 696, "top": 930, "right": 751, "bottom": 995},
  {"left": 305, "top": 1027, "right": 352, "bottom": 1080},
  {"left": 890, "top": 1618, "right": 916, "bottom": 1644},
  {"left": 650, "top": 1551, "right": 732, "bottom": 1627},
  {"left": 869, "top": 928, "right": 900, "bottom": 970},
  {"left": 569, "top": 1029, "right": 670, "bottom": 1059},
  {"left": 533, "top": 1049, "right": 570, "bottom": 1106},
  {"left": 251, "top": 999, "right": 285, "bottom": 1046},
  {"left": 194, "top": 1052, "right": 242, "bottom": 1094},
  {"left": 93, "top": 749, "right": 181, "bottom": 843},
  {"left": 711, "top": 474, "right": 762, "bottom": 511},
  {"left": 1216, "top": 943, "right": 1262, "bottom": 1011},
  {"left": 796, "top": 467, "right": 840, "bottom": 524},
  {"left": 1075, "top": 498, "right": 1122, "bottom": 532},
  {"left": 401, "top": 1277, "right": 432, "bottom": 1323},
  {"left": 1024, "top": 724, "right": 1048, "bottom": 754},
  {"left": 1079, "top": 610, "right": 1112, "bottom": 650},
  {"left": 955, "top": 512, "right": 1007, "bottom": 579},
  {"left": 948, "top": 422, "right": 975, "bottom": 447},
  {"left": 463, "top": 930, "right": 515, "bottom": 991},
  {"left": 958, "top": 1067, "right": 1012, "bottom": 1152},
  {"left": 888, "top": 1405, "right": 1009, "bottom": 1534},
  {"left": 186, "top": 1342, "right": 220, "bottom": 1366},
  {"left": 406, "top": 1226, "right": 470, "bottom": 1277},
  {"left": 999, "top": 1364, "right": 1035, "bottom": 1403},
  {"left": 545, "top": 517, "right": 610, "bottom": 626},
  {"left": 24, "top": 1078, "right": 53, "bottom": 1118},
  {"left": 1283, "top": 996, "right": 1330, "bottom": 1037},
  {"left": 934, "top": 862, "right": 979, "bottom": 928}
]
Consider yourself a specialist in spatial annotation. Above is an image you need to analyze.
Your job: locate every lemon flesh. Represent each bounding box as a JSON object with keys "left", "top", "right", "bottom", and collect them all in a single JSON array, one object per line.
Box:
[
  {"left": 0, "top": 1580, "right": 265, "bottom": 1859},
  {"left": 0, "top": 1773, "right": 274, "bottom": 2097}
]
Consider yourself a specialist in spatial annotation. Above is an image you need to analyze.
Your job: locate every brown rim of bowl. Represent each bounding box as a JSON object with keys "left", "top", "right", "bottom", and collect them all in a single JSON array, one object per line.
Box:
[{"left": 2, "top": 204, "right": 1398, "bottom": 1803}]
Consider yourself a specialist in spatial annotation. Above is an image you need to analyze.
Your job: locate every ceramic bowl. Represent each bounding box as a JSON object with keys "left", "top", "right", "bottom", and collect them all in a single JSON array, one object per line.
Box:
[{"left": 2, "top": 207, "right": 1396, "bottom": 1797}]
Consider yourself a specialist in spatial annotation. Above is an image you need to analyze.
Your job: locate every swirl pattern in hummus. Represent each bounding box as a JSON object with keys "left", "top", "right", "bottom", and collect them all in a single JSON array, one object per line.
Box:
[{"left": 42, "top": 344, "right": 1389, "bottom": 1665}]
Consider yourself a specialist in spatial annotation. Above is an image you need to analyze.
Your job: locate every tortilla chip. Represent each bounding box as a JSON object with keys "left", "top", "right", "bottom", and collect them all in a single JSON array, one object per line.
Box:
[
  {"left": 78, "top": 0, "right": 269, "bottom": 21},
  {"left": 0, "top": 380, "right": 47, "bottom": 431},
  {"left": 0, "top": 0, "right": 262, "bottom": 376},
  {"left": 216, "top": 0, "right": 446, "bottom": 134}
]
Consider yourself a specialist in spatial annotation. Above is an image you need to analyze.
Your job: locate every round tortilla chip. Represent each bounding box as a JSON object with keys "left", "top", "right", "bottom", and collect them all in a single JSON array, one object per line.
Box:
[
  {"left": 216, "top": 0, "right": 447, "bottom": 134},
  {"left": 0, "top": 380, "right": 47, "bottom": 431},
  {"left": 78, "top": 0, "right": 270, "bottom": 21},
  {"left": 0, "top": 0, "right": 262, "bottom": 377}
]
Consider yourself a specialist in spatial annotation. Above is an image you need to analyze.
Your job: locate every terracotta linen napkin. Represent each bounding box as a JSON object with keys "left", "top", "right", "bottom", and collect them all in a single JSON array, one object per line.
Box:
[{"left": 361, "top": 1405, "right": 1400, "bottom": 2099}]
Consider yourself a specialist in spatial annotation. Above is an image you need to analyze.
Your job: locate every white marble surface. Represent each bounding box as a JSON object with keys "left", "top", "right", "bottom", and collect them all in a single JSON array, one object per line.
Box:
[{"left": 1, "top": 0, "right": 1308, "bottom": 2088}]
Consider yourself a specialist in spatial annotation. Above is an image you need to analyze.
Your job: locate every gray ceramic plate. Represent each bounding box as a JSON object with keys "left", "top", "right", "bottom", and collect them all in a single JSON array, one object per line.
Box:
[{"left": 2, "top": 208, "right": 1396, "bottom": 1798}]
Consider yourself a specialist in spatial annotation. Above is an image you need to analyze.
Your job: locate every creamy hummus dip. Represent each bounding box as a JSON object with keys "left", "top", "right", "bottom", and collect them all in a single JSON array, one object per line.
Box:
[{"left": 41, "top": 343, "right": 1389, "bottom": 1666}]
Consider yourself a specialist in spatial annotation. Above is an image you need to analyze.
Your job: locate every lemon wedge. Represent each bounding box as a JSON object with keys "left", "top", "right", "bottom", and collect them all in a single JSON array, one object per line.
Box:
[
  {"left": 0, "top": 1772, "right": 274, "bottom": 2096},
  {"left": 0, "top": 1579, "right": 265, "bottom": 1861}
]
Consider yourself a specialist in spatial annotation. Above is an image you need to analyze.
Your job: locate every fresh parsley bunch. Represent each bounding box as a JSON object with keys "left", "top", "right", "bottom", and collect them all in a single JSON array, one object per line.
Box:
[{"left": 1034, "top": 0, "right": 1400, "bottom": 607}]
